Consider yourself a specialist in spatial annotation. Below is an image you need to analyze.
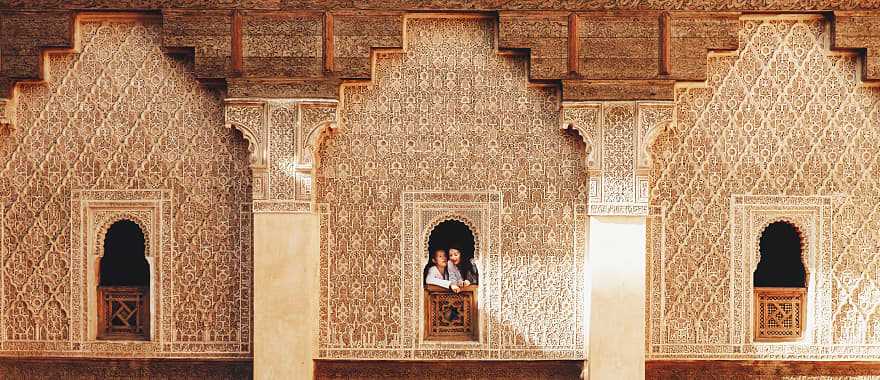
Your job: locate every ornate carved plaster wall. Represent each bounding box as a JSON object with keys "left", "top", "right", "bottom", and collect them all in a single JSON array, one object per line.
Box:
[
  {"left": 225, "top": 98, "right": 337, "bottom": 213},
  {"left": 0, "top": 20, "right": 252, "bottom": 357},
  {"left": 315, "top": 15, "right": 588, "bottom": 360},
  {"left": 562, "top": 101, "right": 673, "bottom": 216},
  {"left": 649, "top": 14, "right": 880, "bottom": 359}
]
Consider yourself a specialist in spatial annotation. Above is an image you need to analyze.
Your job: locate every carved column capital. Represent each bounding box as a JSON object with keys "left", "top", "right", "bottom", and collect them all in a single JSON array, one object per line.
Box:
[
  {"left": 561, "top": 101, "right": 673, "bottom": 216},
  {"left": 225, "top": 98, "right": 269, "bottom": 199}
]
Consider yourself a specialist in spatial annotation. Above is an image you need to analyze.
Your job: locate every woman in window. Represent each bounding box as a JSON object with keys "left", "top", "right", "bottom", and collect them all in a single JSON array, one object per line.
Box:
[
  {"left": 423, "top": 248, "right": 461, "bottom": 293},
  {"left": 448, "top": 246, "right": 478, "bottom": 286}
]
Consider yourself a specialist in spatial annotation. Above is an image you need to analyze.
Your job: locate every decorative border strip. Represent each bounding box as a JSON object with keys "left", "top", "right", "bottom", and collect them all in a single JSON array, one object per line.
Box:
[{"left": 252, "top": 200, "right": 311, "bottom": 214}]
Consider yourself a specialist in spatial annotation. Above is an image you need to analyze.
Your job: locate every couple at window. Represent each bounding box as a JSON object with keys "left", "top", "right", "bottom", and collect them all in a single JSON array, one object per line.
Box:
[{"left": 423, "top": 247, "right": 479, "bottom": 293}]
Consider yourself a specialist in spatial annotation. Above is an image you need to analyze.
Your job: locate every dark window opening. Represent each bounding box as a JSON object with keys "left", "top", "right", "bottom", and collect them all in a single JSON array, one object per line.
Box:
[
  {"left": 98, "top": 219, "right": 149, "bottom": 340},
  {"left": 100, "top": 220, "right": 149, "bottom": 286},
  {"left": 753, "top": 221, "right": 806, "bottom": 288}
]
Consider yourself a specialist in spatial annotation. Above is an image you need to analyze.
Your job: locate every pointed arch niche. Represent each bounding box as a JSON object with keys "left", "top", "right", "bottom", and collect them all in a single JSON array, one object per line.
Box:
[
  {"left": 753, "top": 220, "right": 808, "bottom": 342},
  {"left": 96, "top": 218, "right": 151, "bottom": 340},
  {"left": 401, "top": 191, "right": 502, "bottom": 348},
  {"left": 422, "top": 216, "right": 480, "bottom": 342},
  {"left": 728, "top": 195, "right": 834, "bottom": 349}
]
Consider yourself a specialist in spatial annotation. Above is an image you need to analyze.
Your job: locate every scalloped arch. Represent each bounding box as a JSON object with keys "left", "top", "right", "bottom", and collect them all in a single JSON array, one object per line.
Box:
[
  {"left": 752, "top": 217, "right": 810, "bottom": 283},
  {"left": 422, "top": 214, "right": 481, "bottom": 262},
  {"left": 95, "top": 214, "right": 151, "bottom": 258}
]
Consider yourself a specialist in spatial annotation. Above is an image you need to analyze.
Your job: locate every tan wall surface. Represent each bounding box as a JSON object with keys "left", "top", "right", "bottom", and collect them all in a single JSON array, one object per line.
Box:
[
  {"left": 588, "top": 216, "right": 646, "bottom": 380},
  {"left": 254, "top": 213, "right": 320, "bottom": 379},
  {"left": 0, "top": 19, "right": 252, "bottom": 357},
  {"left": 315, "top": 16, "right": 589, "bottom": 360},
  {"left": 649, "top": 14, "right": 880, "bottom": 359}
]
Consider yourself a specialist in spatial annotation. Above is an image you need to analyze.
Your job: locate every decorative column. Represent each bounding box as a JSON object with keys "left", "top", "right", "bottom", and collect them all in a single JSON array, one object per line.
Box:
[
  {"left": 225, "top": 98, "right": 337, "bottom": 379},
  {"left": 562, "top": 101, "right": 672, "bottom": 380}
]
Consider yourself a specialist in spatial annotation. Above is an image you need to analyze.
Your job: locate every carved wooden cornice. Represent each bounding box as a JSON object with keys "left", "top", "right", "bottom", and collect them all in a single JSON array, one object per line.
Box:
[{"left": 3, "top": 10, "right": 880, "bottom": 131}]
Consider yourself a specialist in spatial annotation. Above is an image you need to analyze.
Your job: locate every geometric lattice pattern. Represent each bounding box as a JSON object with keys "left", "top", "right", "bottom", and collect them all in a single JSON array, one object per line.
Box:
[
  {"left": 99, "top": 286, "right": 148, "bottom": 340},
  {"left": 650, "top": 15, "right": 880, "bottom": 359},
  {"left": 755, "top": 288, "right": 806, "bottom": 341},
  {"left": 424, "top": 287, "right": 477, "bottom": 342},
  {"left": 0, "top": 20, "right": 251, "bottom": 357},
  {"left": 316, "top": 16, "right": 587, "bottom": 360}
]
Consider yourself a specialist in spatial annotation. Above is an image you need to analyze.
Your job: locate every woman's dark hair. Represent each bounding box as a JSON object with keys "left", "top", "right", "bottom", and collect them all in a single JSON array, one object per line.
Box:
[{"left": 448, "top": 244, "right": 474, "bottom": 277}]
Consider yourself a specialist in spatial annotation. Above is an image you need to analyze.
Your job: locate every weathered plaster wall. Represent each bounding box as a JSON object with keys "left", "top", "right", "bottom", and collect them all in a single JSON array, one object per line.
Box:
[
  {"left": 649, "top": 15, "right": 880, "bottom": 359},
  {"left": 315, "top": 15, "right": 589, "bottom": 360},
  {"left": 0, "top": 19, "right": 252, "bottom": 357}
]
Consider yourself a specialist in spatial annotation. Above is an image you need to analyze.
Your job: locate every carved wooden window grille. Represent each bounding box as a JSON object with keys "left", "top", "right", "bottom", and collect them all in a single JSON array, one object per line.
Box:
[
  {"left": 754, "top": 287, "right": 806, "bottom": 341},
  {"left": 98, "top": 286, "right": 149, "bottom": 340},
  {"left": 424, "top": 285, "right": 479, "bottom": 341},
  {"left": 753, "top": 221, "right": 807, "bottom": 341}
]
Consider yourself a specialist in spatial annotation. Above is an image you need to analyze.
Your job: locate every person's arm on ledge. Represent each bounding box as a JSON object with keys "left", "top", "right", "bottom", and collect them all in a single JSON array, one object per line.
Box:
[{"left": 425, "top": 266, "right": 451, "bottom": 288}]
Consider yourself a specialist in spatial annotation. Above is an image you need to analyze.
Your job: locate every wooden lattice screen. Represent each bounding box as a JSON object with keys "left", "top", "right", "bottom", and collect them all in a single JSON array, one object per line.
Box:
[
  {"left": 98, "top": 286, "right": 149, "bottom": 340},
  {"left": 424, "top": 285, "right": 479, "bottom": 341},
  {"left": 754, "top": 287, "right": 806, "bottom": 342}
]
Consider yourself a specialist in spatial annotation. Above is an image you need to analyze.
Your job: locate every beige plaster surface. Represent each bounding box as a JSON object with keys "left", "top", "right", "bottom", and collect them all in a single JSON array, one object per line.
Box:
[
  {"left": 587, "top": 216, "right": 646, "bottom": 380},
  {"left": 254, "top": 213, "right": 320, "bottom": 379}
]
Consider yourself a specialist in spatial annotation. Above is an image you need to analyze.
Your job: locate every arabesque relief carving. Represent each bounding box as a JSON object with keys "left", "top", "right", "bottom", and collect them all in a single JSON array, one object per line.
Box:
[
  {"left": 315, "top": 16, "right": 588, "bottom": 360},
  {"left": 225, "top": 98, "right": 337, "bottom": 212},
  {"left": 0, "top": 20, "right": 252, "bottom": 358},
  {"left": 649, "top": 15, "right": 880, "bottom": 359},
  {"left": 562, "top": 101, "right": 673, "bottom": 216}
]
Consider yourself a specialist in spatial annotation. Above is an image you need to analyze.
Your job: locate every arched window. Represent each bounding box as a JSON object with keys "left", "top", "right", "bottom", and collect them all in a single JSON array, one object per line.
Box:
[
  {"left": 423, "top": 219, "right": 479, "bottom": 342},
  {"left": 753, "top": 221, "right": 806, "bottom": 341},
  {"left": 98, "top": 220, "right": 150, "bottom": 340},
  {"left": 425, "top": 219, "right": 478, "bottom": 287}
]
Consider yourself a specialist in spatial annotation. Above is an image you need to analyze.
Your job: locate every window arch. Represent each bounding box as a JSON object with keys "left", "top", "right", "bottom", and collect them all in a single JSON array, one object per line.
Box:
[
  {"left": 753, "top": 220, "right": 807, "bottom": 342},
  {"left": 754, "top": 221, "right": 806, "bottom": 288},
  {"left": 97, "top": 219, "right": 150, "bottom": 340},
  {"left": 424, "top": 219, "right": 478, "bottom": 287}
]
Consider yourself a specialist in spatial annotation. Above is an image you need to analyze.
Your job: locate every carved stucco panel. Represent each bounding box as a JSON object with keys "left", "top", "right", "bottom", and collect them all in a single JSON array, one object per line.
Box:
[
  {"left": 650, "top": 15, "right": 880, "bottom": 359},
  {"left": 0, "top": 20, "right": 252, "bottom": 357},
  {"left": 227, "top": 99, "right": 336, "bottom": 212},
  {"left": 562, "top": 101, "right": 673, "bottom": 216},
  {"left": 315, "top": 16, "right": 587, "bottom": 360}
]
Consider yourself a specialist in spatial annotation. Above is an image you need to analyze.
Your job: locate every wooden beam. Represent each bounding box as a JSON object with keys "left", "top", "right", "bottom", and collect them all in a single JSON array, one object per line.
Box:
[
  {"left": 324, "top": 12, "right": 335, "bottom": 73},
  {"left": 659, "top": 12, "right": 670, "bottom": 76},
  {"left": 568, "top": 13, "right": 579, "bottom": 75},
  {"left": 231, "top": 10, "right": 243, "bottom": 75}
]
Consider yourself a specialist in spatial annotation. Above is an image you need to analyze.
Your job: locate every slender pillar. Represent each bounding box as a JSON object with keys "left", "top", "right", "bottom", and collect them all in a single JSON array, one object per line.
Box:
[
  {"left": 254, "top": 213, "right": 321, "bottom": 379},
  {"left": 587, "top": 216, "right": 646, "bottom": 380}
]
